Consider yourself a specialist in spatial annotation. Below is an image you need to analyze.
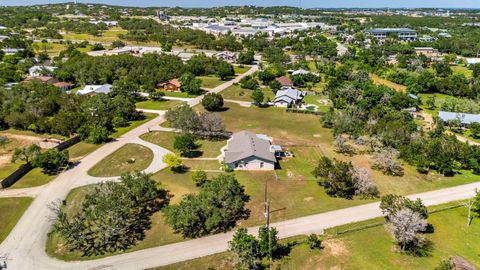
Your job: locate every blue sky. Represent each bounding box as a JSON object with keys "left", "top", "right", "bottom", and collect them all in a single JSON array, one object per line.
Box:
[{"left": 1, "top": 0, "right": 480, "bottom": 8}]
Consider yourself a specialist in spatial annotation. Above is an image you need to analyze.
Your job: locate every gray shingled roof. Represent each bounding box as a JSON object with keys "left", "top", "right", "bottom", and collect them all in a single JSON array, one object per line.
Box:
[
  {"left": 274, "top": 87, "right": 306, "bottom": 104},
  {"left": 224, "top": 131, "right": 276, "bottom": 163}
]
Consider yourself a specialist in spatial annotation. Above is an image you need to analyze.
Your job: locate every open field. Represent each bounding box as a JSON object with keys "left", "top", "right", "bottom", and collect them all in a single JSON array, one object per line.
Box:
[
  {"left": 198, "top": 75, "right": 226, "bottom": 89},
  {"left": 33, "top": 42, "right": 91, "bottom": 57},
  {"left": 0, "top": 197, "right": 33, "bottom": 243},
  {"left": 136, "top": 100, "right": 182, "bottom": 111},
  {"left": 220, "top": 85, "right": 275, "bottom": 102},
  {"left": 182, "top": 159, "right": 221, "bottom": 171},
  {"left": 371, "top": 73, "right": 407, "bottom": 92},
  {"left": 153, "top": 202, "right": 480, "bottom": 270},
  {"left": 140, "top": 131, "right": 227, "bottom": 158},
  {"left": 88, "top": 143, "right": 153, "bottom": 177},
  {"left": 62, "top": 27, "right": 128, "bottom": 43}
]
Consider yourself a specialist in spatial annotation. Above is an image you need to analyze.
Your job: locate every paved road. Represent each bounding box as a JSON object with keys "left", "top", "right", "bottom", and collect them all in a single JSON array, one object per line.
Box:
[{"left": 0, "top": 66, "right": 258, "bottom": 270}]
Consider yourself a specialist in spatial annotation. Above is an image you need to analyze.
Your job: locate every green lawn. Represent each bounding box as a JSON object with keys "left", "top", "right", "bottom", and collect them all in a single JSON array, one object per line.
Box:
[
  {"left": 0, "top": 163, "right": 23, "bottom": 180},
  {"left": 88, "top": 143, "right": 154, "bottom": 177},
  {"left": 136, "top": 100, "right": 182, "bottom": 111},
  {"left": 140, "top": 131, "right": 227, "bottom": 158},
  {"left": 371, "top": 73, "right": 407, "bottom": 92},
  {"left": 417, "top": 93, "right": 455, "bottom": 117},
  {"left": 160, "top": 91, "right": 198, "bottom": 98},
  {"left": 198, "top": 76, "right": 227, "bottom": 89},
  {"left": 152, "top": 202, "right": 480, "bottom": 270},
  {"left": 220, "top": 85, "right": 275, "bottom": 102},
  {"left": 182, "top": 159, "right": 221, "bottom": 171},
  {"left": 0, "top": 197, "right": 33, "bottom": 243},
  {"left": 9, "top": 167, "right": 56, "bottom": 189},
  {"left": 234, "top": 65, "right": 251, "bottom": 75},
  {"left": 111, "top": 113, "right": 157, "bottom": 138},
  {"left": 68, "top": 142, "right": 101, "bottom": 161}
]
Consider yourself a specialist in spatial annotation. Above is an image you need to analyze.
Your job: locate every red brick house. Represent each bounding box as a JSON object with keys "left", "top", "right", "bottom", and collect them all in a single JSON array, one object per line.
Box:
[{"left": 157, "top": 79, "right": 181, "bottom": 91}]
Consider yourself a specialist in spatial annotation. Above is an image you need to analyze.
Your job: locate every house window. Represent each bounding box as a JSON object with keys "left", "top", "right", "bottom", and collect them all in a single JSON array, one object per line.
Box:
[{"left": 260, "top": 162, "right": 264, "bottom": 168}]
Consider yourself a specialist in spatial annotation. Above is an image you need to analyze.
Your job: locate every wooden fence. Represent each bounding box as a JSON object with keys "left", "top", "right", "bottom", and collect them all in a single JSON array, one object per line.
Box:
[{"left": 0, "top": 136, "right": 80, "bottom": 188}]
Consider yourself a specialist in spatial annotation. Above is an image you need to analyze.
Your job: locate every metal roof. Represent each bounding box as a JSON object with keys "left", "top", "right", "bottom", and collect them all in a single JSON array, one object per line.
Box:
[{"left": 438, "top": 111, "right": 480, "bottom": 125}]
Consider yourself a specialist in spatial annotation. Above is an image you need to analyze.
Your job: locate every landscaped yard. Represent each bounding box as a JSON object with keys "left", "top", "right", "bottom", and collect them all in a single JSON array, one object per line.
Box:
[
  {"left": 198, "top": 75, "right": 226, "bottom": 89},
  {"left": 136, "top": 100, "right": 182, "bottom": 111},
  {"left": 152, "top": 202, "right": 480, "bottom": 270},
  {"left": 88, "top": 143, "right": 153, "bottom": 177},
  {"left": 0, "top": 197, "right": 33, "bottom": 243},
  {"left": 220, "top": 85, "right": 275, "bottom": 102},
  {"left": 140, "top": 131, "right": 227, "bottom": 158}
]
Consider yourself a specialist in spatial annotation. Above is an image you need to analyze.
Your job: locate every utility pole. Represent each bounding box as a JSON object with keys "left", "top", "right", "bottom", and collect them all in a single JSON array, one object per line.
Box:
[{"left": 263, "top": 180, "right": 285, "bottom": 270}]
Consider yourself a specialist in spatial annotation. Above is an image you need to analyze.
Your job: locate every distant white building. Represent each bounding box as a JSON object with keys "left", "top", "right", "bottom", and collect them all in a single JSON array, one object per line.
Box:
[
  {"left": 0, "top": 25, "right": 7, "bottom": 30},
  {"left": 77, "top": 84, "right": 112, "bottom": 95},
  {"left": 292, "top": 69, "right": 311, "bottom": 76},
  {"left": 28, "top": 65, "right": 58, "bottom": 77}
]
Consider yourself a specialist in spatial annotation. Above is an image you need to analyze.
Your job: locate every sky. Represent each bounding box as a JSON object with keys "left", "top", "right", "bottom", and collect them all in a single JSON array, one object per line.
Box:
[{"left": 1, "top": 0, "right": 480, "bottom": 8}]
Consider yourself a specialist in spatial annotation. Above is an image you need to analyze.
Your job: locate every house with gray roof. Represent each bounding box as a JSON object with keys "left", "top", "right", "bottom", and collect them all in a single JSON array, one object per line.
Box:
[
  {"left": 223, "top": 131, "right": 277, "bottom": 171},
  {"left": 438, "top": 111, "right": 480, "bottom": 126},
  {"left": 274, "top": 87, "right": 306, "bottom": 107}
]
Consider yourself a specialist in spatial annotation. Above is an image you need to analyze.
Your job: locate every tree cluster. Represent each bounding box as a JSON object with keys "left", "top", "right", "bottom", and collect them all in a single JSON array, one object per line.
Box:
[
  {"left": 164, "top": 174, "right": 250, "bottom": 238},
  {"left": 52, "top": 172, "right": 168, "bottom": 256}
]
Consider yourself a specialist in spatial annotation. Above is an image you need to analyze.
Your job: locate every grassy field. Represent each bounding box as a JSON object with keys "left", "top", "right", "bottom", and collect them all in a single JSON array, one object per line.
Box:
[
  {"left": 88, "top": 143, "right": 153, "bottom": 177},
  {"left": 371, "top": 73, "right": 407, "bottom": 92},
  {"left": 198, "top": 76, "right": 226, "bottom": 89},
  {"left": 0, "top": 197, "right": 33, "bottom": 243},
  {"left": 452, "top": 65, "right": 473, "bottom": 78},
  {"left": 63, "top": 27, "right": 128, "bottom": 43},
  {"left": 234, "top": 65, "right": 251, "bottom": 75},
  {"left": 33, "top": 42, "right": 91, "bottom": 57},
  {"left": 136, "top": 100, "right": 182, "bottom": 111},
  {"left": 140, "top": 131, "right": 227, "bottom": 158},
  {"left": 153, "top": 202, "right": 480, "bottom": 270},
  {"left": 220, "top": 85, "right": 275, "bottom": 102}
]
